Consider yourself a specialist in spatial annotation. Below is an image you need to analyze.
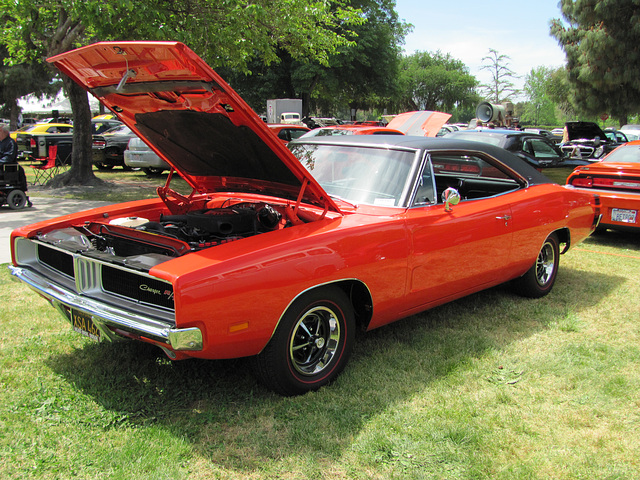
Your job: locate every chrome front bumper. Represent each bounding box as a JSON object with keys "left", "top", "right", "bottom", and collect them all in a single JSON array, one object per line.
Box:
[{"left": 8, "top": 265, "right": 202, "bottom": 351}]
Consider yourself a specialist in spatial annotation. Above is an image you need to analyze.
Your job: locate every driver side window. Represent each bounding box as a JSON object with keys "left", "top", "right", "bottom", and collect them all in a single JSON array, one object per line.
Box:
[{"left": 424, "top": 153, "right": 521, "bottom": 204}]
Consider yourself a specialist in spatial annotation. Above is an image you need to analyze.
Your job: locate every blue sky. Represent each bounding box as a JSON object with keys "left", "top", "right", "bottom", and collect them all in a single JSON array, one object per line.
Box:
[{"left": 395, "top": 0, "right": 567, "bottom": 94}]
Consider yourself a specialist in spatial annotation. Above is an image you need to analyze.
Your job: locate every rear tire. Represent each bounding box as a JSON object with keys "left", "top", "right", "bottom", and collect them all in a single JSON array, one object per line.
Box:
[
  {"left": 254, "top": 286, "right": 355, "bottom": 396},
  {"left": 512, "top": 233, "right": 560, "bottom": 298}
]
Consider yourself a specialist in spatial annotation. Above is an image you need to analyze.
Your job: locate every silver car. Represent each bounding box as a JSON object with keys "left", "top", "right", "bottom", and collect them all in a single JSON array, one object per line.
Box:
[{"left": 124, "top": 136, "right": 170, "bottom": 174}]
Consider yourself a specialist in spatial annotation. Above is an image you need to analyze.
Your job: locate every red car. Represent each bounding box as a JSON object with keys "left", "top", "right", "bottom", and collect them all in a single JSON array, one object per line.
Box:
[
  {"left": 9, "top": 42, "right": 600, "bottom": 396},
  {"left": 566, "top": 140, "right": 640, "bottom": 232},
  {"left": 299, "top": 124, "right": 405, "bottom": 138},
  {"left": 267, "top": 123, "right": 309, "bottom": 144}
]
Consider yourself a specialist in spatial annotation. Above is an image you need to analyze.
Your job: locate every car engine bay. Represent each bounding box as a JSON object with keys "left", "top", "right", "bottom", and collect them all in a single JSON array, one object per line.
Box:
[{"left": 35, "top": 201, "right": 292, "bottom": 271}]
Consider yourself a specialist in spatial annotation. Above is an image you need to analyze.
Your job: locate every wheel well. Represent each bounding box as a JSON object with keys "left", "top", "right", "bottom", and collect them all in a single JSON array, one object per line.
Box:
[
  {"left": 554, "top": 227, "right": 571, "bottom": 254},
  {"left": 331, "top": 280, "right": 373, "bottom": 331}
]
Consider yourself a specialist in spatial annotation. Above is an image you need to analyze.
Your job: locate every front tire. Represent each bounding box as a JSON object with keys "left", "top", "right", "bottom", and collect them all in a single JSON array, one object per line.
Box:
[
  {"left": 254, "top": 286, "right": 355, "bottom": 396},
  {"left": 512, "top": 233, "right": 560, "bottom": 298},
  {"left": 7, "top": 190, "right": 27, "bottom": 210}
]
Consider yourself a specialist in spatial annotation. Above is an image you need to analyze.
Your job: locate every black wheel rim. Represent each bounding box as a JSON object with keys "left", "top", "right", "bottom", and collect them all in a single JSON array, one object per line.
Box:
[{"left": 289, "top": 306, "right": 341, "bottom": 376}]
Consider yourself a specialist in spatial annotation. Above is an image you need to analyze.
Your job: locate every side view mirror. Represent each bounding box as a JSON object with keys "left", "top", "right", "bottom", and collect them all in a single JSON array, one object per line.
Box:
[{"left": 442, "top": 187, "right": 461, "bottom": 212}]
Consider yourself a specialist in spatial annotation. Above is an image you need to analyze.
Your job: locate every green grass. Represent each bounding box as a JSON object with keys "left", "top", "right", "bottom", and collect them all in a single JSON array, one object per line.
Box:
[
  {"left": 2, "top": 226, "right": 639, "bottom": 478},
  {"left": 4, "top": 165, "right": 639, "bottom": 478},
  {"left": 25, "top": 166, "right": 191, "bottom": 202}
]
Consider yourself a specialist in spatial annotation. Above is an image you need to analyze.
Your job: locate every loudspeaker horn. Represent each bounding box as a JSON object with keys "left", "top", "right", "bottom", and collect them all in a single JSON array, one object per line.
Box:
[{"left": 476, "top": 102, "right": 505, "bottom": 123}]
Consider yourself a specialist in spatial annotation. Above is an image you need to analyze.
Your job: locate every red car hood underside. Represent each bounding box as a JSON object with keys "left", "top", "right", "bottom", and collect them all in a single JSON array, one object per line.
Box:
[{"left": 48, "top": 41, "right": 339, "bottom": 213}]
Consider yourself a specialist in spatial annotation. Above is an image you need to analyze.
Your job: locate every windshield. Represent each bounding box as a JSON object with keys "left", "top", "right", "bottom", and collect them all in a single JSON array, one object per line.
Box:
[
  {"left": 603, "top": 144, "right": 640, "bottom": 163},
  {"left": 289, "top": 143, "right": 418, "bottom": 207}
]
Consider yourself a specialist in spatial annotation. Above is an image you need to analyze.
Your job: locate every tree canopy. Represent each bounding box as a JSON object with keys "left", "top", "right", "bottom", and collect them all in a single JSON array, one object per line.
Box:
[
  {"left": 551, "top": 0, "right": 640, "bottom": 125},
  {"left": 0, "top": 0, "right": 363, "bottom": 185},
  {"left": 396, "top": 51, "right": 478, "bottom": 113},
  {"left": 219, "top": 0, "right": 409, "bottom": 120},
  {"left": 479, "top": 48, "right": 519, "bottom": 103},
  {"left": 521, "top": 66, "right": 558, "bottom": 126}
]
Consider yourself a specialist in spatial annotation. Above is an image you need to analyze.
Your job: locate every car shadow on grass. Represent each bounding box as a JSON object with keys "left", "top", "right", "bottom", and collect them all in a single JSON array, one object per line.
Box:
[
  {"left": 45, "top": 266, "right": 622, "bottom": 473},
  {"left": 584, "top": 229, "right": 640, "bottom": 252}
]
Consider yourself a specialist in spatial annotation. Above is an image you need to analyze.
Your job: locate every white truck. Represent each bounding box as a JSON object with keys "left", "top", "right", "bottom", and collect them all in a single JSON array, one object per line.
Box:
[{"left": 266, "top": 98, "right": 303, "bottom": 125}]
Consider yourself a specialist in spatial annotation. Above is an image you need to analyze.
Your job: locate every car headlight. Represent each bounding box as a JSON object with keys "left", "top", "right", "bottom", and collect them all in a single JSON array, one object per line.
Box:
[{"left": 594, "top": 146, "right": 604, "bottom": 158}]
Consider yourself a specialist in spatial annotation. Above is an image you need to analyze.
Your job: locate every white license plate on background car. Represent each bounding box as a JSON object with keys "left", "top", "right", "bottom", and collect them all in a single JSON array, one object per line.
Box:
[{"left": 611, "top": 208, "right": 637, "bottom": 223}]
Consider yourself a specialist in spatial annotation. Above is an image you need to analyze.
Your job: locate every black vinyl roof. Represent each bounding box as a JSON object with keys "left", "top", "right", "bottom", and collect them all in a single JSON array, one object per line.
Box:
[{"left": 292, "top": 135, "right": 552, "bottom": 186}]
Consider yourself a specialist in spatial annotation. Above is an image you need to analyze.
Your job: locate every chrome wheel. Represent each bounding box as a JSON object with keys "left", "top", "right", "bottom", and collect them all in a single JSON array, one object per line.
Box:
[
  {"left": 289, "top": 306, "right": 341, "bottom": 376},
  {"left": 536, "top": 240, "right": 556, "bottom": 287},
  {"left": 512, "top": 233, "right": 560, "bottom": 298},
  {"left": 254, "top": 286, "right": 355, "bottom": 395}
]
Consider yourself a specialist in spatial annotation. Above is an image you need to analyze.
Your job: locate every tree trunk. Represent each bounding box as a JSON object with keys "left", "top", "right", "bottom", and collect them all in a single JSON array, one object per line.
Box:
[
  {"left": 47, "top": 77, "right": 103, "bottom": 187},
  {"left": 8, "top": 98, "right": 20, "bottom": 130}
]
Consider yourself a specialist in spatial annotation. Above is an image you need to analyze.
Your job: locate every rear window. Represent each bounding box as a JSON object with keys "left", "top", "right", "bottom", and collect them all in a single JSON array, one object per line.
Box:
[{"left": 603, "top": 144, "right": 640, "bottom": 163}]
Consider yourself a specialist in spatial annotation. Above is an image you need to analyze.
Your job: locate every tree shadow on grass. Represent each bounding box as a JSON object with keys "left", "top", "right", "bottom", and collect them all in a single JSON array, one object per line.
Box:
[{"left": 45, "top": 266, "right": 623, "bottom": 473}]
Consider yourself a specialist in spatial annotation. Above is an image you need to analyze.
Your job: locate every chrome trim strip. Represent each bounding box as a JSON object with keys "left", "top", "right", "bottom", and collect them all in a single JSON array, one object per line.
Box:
[{"left": 8, "top": 265, "right": 202, "bottom": 351}]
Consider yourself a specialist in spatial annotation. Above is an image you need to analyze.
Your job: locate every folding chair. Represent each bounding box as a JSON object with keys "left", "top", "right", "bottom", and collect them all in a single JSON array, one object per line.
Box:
[{"left": 29, "top": 145, "right": 60, "bottom": 185}]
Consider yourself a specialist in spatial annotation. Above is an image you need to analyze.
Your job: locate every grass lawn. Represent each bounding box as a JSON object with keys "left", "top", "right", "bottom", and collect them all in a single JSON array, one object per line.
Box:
[{"left": 2, "top": 166, "right": 639, "bottom": 479}]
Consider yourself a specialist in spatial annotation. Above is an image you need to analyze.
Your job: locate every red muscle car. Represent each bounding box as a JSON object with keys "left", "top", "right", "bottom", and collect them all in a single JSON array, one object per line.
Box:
[
  {"left": 566, "top": 140, "right": 640, "bottom": 232},
  {"left": 9, "top": 42, "right": 600, "bottom": 396}
]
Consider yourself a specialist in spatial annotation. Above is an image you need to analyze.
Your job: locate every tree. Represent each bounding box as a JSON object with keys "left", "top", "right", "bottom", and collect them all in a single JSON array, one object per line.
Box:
[
  {"left": 479, "top": 48, "right": 519, "bottom": 103},
  {"left": 1, "top": 0, "right": 362, "bottom": 186},
  {"left": 551, "top": 0, "right": 640, "bottom": 126},
  {"left": 521, "top": 66, "right": 557, "bottom": 126},
  {"left": 0, "top": 46, "right": 62, "bottom": 130},
  {"left": 219, "top": 0, "right": 409, "bottom": 120},
  {"left": 546, "top": 66, "right": 576, "bottom": 120},
  {"left": 396, "top": 51, "right": 478, "bottom": 113}
]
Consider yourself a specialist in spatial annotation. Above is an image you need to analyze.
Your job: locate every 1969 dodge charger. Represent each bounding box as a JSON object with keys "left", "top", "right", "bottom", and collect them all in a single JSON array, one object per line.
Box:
[{"left": 9, "top": 42, "right": 601, "bottom": 395}]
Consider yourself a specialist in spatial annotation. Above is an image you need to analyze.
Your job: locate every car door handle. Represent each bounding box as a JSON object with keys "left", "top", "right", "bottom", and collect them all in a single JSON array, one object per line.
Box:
[{"left": 496, "top": 215, "right": 512, "bottom": 225}]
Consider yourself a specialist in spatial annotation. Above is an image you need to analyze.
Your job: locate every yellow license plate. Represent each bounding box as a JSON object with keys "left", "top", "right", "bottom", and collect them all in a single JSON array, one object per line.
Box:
[{"left": 71, "top": 309, "right": 100, "bottom": 341}]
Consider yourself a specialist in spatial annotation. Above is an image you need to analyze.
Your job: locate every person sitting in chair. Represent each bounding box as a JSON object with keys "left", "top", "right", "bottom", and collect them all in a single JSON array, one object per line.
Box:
[
  {"left": 0, "top": 124, "right": 18, "bottom": 166},
  {"left": 0, "top": 123, "right": 30, "bottom": 202}
]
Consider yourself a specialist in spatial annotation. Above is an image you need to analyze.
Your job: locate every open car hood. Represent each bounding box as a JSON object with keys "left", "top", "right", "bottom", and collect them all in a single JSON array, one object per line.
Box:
[
  {"left": 48, "top": 41, "right": 340, "bottom": 212},
  {"left": 386, "top": 111, "right": 451, "bottom": 137},
  {"left": 565, "top": 121, "right": 608, "bottom": 142}
]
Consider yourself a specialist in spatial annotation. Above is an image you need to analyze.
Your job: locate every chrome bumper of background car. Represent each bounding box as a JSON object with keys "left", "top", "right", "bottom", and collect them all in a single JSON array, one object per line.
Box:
[{"left": 8, "top": 265, "right": 203, "bottom": 351}]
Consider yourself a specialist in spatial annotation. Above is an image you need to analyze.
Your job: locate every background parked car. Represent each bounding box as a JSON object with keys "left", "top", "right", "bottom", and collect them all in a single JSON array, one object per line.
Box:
[
  {"left": 560, "top": 121, "right": 621, "bottom": 162},
  {"left": 523, "top": 128, "right": 563, "bottom": 144},
  {"left": 267, "top": 124, "right": 310, "bottom": 144},
  {"left": 299, "top": 125, "right": 404, "bottom": 138},
  {"left": 566, "top": 140, "right": 640, "bottom": 232},
  {"left": 123, "top": 136, "right": 170, "bottom": 175},
  {"left": 446, "top": 129, "right": 565, "bottom": 168},
  {"left": 92, "top": 124, "right": 135, "bottom": 170},
  {"left": 12, "top": 122, "right": 73, "bottom": 152},
  {"left": 604, "top": 128, "right": 629, "bottom": 143},
  {"left": 620, "top": 124, "right": 640, "bottom": 141}
]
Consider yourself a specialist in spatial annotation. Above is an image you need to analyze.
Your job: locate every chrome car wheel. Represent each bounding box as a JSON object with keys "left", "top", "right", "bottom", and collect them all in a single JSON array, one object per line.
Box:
[
  {"left": 536, "top": 240, "right": 557, "bottom": 287},
  {"left": 254, "top": 286, "right": 355, "bottom": 396},
  {"left": 512, "top": 233, "right": 560, "bottom": 298},
  {"left": 289, "top": 306, "right": 341, "bottom": 376}
]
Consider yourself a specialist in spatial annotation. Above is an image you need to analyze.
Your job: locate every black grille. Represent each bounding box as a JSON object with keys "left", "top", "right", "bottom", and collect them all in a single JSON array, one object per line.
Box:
[
  {"left": 101, "top": 265, "right": 174, "bottom": 310},
  {"left": 37, "top": 244, "right": 74, "bottom": 277}
]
